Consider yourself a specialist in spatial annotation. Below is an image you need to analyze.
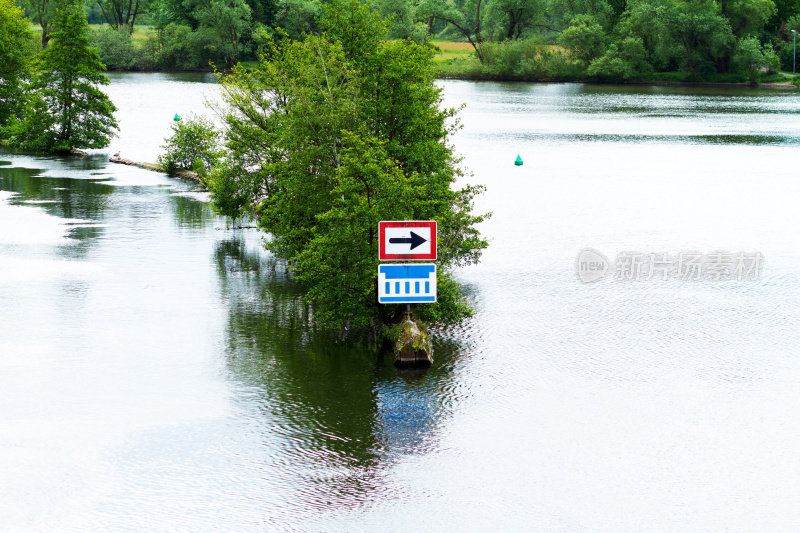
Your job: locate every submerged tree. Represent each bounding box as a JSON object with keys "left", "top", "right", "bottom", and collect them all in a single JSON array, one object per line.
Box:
[
  {"left": 10, "top": 0, "right": 118, "bottom": 153},
  {"left": 205, "top": 0, "right": 488, "bottom": 336}
]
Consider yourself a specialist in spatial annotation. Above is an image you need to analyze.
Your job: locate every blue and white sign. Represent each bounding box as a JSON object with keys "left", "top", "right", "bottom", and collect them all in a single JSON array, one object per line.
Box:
[{"left": 378, "top": 264, "right": 437, "bottom": 304}]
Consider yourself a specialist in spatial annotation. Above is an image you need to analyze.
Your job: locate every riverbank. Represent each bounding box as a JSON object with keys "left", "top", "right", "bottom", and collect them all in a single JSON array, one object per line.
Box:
[
  {"left": 437, "top": 72, "right": 799, "bottom": 88},
  {"left": 435, "top": 60, "right": 799, "bottom": 88}
]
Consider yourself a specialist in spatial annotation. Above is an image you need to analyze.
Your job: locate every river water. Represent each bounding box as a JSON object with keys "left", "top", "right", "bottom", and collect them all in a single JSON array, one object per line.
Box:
[{"left": 2, "top": 74, "right": 800, "bottom": 531}]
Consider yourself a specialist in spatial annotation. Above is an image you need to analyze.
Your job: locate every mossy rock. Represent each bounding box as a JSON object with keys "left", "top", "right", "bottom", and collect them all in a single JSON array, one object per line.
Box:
[{"left": 392, "top": 315, "right": 432, "bottom": 367}]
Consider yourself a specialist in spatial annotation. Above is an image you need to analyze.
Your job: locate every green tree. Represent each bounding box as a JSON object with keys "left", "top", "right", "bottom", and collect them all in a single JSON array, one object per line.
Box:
[
  {"left": 206, "top": 0, "right": 488, "bottom": 335},
  {"left": 558, "top": 13, "right": 606, "bottom": 65},
  {"left": 665, "top": 0, "right": 734, "bottom": 78},
  {"left": 374, "top": 0, "right": 429, "bottom": 42},
  {"left": 272, "top": 0, "right": 323, "bottom": 39},
  {"left": 158, "top": 115, "right": 222, "bottom": 176},
  {"left": 244, "top": 0, "right": 277, "bottom": 25},
  {"left": 156, "top": 23, "right": 199, "bottom": 69},
  {"left": 767, "top": 0, "right": 800, "bottom": 33},
  {"left": 90, "top": 26, "right": 138, "bottom": 70},
  {"left": 94, "top": 0, "right": 153, "bottom": 33},
  {"left": 483, "top": 0, "right": 545, "bottom": 40},
  {"left": 17, "top": 0, "right": 57, "bottom": 47},
  {"left": 0, "top": 0, "right": 36, "bottom": 128},
  {"left": 417, "top": 0, "right": 488, "bottom": 60},
  {"left": 588, "top": 35, "right": 651, "bottom": 80},
  {"left": 195, "top": 0, "right": 252, "bottom": 67},
  {"left": 11, "top": 0, "right": 118, "bottom": 152},
  {"left": 732, "top": 35, "right": 779, "bottom": 83},
  {"left": 720, "top": 0, "right": 776, "bottom": 37},
  {"left": 546, "top": 0, "right": 613, "bottom": 30},
  {"left": 617, "top": 1, "right": 678, "bottom": 71}
]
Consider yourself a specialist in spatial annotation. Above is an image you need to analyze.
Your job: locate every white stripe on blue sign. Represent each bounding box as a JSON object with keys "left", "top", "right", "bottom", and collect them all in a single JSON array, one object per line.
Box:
[{"left": 378, "top": 264, "right": 437, "bottom": 304}]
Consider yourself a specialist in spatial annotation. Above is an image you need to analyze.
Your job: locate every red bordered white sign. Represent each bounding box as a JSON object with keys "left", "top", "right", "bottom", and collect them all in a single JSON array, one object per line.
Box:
[{"left": 378, "top": 221, "right": 437, "bottom": 261}]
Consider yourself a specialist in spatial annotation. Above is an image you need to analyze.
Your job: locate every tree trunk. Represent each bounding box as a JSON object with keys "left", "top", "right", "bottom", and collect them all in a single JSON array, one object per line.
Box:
[
  {"left": 506, "top": 12, "right": 516, "bottom": 41},
  {"left": 716, "top": 54, "right": 730, "bottom": 73},
  {"left": 474, "top": 0, "right": 483, "bottom": 44}
]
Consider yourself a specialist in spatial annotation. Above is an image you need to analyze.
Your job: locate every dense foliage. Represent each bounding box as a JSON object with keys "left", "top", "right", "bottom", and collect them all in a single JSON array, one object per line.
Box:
[
  {"left": 157, "top": 115, "right": 222, "bottom": 176},
  {"left": 5, "top": 0, "right": 118, "bottom": 152},
  {"left": 11, "top": 0, "right": 798, "bottom": 80},
  {"left": 0, "top": 0, "right": 36, "bottom": 126},
  {"left": 185, "top": 0, "right": 488, "bottom": 335}
]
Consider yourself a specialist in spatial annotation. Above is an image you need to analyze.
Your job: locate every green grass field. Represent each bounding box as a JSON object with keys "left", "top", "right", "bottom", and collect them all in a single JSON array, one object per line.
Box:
[
  {"left": 28, "top": 22, "right": 156, "bottom": 44},
  {"left": 429, "top": 40, "right": 475, "bottom": 64}
]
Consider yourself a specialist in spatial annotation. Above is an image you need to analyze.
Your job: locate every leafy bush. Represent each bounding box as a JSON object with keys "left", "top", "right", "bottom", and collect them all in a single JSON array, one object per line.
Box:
[
  {"left": 0, "top": 0, "right": 36, "bottom": 129},
  {"left": 558, "top": 14, "right": 606, "bottom": 65},
  {"left": 157, "top": 115, "right": 221, "bottom": 177},
  {"left": 90, "top": 26, "right": 136, "bottom": 70},
  {"left": 133, "top": 36, "right": 160, "bottom": 71},
  {"left": 732, "top": 36, "right": 779, "bottom": 85},
  {"left": 157, "top": 23, "right": 201, "bottom": 70},
  {"left": 480, "top": 38, "right": 547, "bottom": 77},
  {"left": 540, "top": 50, "right": 585, "bottom": 80},
  {"left": 588, "top": 37, "right": 652, "bottom": 81},
  {"left": 435, "top": 40, "right": 584, "bottom": 81}
]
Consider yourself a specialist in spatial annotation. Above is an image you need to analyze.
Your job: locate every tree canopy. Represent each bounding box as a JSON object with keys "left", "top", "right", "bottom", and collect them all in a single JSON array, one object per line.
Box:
[
  {"left": 201, "top": 0, "right": 488, "bottom": 335},
  {"left": 14, "top": 0, "right": 788, "bottom": 79},
  {"left": 17, "top": 0, "right": 58, "bottom": 47},
  {"left": 9, "top": 0, "right": 118, "bottom": 152},
  {"left": 0, "top": 0, "right": 36, "bottom": 128}
]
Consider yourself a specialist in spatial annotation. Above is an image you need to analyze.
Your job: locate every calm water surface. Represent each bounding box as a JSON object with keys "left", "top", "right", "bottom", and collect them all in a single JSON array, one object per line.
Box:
[{"left": 2, "top": 74, "right": 800, "bottom": 531}]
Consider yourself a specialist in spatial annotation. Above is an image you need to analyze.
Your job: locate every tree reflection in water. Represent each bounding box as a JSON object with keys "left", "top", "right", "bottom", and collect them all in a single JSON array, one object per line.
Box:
[
  {"left": 213, "top": 236, "right": 472, "bottom": 514},
  {"left": 0, "top": 151, "right": 113, "bottom": 258}
]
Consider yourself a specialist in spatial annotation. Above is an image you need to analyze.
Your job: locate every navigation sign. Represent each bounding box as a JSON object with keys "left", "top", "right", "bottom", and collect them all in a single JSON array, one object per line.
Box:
[
  {"left": 379, "top": 221, "right": 437, "bottom": 261},
  {"left": 378, "top": 264, "right": 437, "bottom": 304}
]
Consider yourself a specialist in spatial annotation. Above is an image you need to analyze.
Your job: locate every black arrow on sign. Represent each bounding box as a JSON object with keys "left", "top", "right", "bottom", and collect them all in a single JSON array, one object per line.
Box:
[{"left": 389, "top": 231, "right": 427, "bottom": 250}]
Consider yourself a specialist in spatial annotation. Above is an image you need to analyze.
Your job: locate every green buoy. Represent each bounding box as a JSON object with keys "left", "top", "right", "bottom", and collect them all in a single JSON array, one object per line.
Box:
[
  {"left": 514, "top": 154, "right": 523, "bottom": 166},
  {"left": 174, "top": 113, "right": 181, "bottom": 121}
]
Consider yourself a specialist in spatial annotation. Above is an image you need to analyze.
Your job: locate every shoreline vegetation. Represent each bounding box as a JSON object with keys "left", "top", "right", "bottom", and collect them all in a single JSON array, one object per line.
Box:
[
  {"left": 83, "top": 25, "right": 800, "bottom": 88},
  {"left": 7, "top": 0, "right": 800, "bottom": 104},
  {"left": 48, "top": 21, "right": 797, "bottom": 87}
]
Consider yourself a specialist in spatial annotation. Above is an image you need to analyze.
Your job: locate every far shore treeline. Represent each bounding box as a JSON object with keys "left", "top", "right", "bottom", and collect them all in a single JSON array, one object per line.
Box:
[{"left": 5, "top": 0, "right": 800, "bottom": 84}]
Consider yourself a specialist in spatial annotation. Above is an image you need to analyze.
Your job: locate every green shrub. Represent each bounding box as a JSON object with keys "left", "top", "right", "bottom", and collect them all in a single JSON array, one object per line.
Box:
[
  {"left": 480, "top": 39, "right": 547, "bottom": 78},
  {"left": 588, "top": 37, "right": 652, "bottom": 81},
  {"left": 135, "top": 36, "right": 160, "bottom": 70},
  {"left": 647, "top": 71, "right": 688, "bottom": 82},
  {"left": 558, "top": 14, "right": 606, "bottom": 65},
  {"left": 157, "top": 23, "right": 200, "bottom": 70},
  {"left": 157, "top": 115, "right": 221, "bottom": 177},
  {"left": 540, "top": 50, "right": 585, "bottom": 80},
  {"left": 732, "top": 36, "right": 778, "bottom": 85},
  {"left": 90, "top": 26, "right": 137, "bottom": 70}
]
